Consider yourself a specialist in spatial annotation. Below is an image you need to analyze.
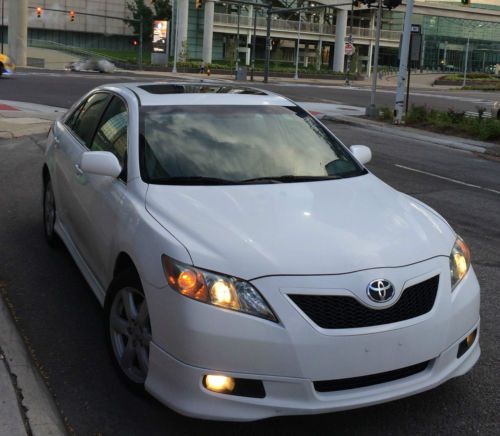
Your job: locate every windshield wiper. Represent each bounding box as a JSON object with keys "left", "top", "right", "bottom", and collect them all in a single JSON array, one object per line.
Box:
[
  {"left": 150, "top": 176, "right": 238, "bottom": 185},
  {"left": 240, "top": 175, "right": 343, "bottom": 184}
]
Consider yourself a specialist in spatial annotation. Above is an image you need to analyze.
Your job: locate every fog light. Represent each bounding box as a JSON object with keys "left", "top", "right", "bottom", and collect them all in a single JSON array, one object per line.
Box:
[
  {"left": 204, "top": 375, "right": 235, "bottom": 394},
  {"left": 457, "top": 329, "right": 477, "bottom": 358}
]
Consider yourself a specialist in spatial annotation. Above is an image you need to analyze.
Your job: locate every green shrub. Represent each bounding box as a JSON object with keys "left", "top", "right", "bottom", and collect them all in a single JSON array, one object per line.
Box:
[
  {"left": 405, "top": 105, "right": 428, "bottom": 125},
  {"left": 378, "top": 107, "right": 392, "bottom": 121}
]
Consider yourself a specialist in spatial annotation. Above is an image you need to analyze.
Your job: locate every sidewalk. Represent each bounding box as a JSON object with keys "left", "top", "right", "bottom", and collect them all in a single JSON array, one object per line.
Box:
[{"left": 0, "top": 101, "right": 64, "bottom": 139}]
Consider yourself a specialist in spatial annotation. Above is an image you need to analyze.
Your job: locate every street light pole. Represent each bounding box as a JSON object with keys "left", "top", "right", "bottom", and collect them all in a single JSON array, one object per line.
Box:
[
  {"left": 366, "top": 0, "right": 383, "bottom": 117},
  {"left": 263, "top": 3, "right": 272, "bottom": 83},
  {"left": 236, "top": 5, "right": 241, "bottom": 73},
  {"left": 294, "top": 12, "right": 302, "bottom": 80}
]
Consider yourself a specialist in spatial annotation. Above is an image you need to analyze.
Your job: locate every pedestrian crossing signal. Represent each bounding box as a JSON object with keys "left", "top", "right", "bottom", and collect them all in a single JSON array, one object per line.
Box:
[
  {"left": 36, "top": 7, "right": 42, "bottom": 18},
  {"left": 195, "top": 0, "right": 203, "bottom": 9}
]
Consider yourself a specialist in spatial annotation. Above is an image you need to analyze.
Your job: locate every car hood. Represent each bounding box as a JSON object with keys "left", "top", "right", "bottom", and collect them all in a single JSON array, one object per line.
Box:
[{"left": 146, "top": 173, "right": 455, "bottom": 280}]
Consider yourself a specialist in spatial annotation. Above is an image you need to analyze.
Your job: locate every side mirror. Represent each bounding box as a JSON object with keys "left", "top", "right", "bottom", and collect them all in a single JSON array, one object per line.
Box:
[
  {"left": 350, "top": 145, "right": 372, "bottom": 165},
  {"left": 80, "top": 151, "right": 122, "bottom": 178}
]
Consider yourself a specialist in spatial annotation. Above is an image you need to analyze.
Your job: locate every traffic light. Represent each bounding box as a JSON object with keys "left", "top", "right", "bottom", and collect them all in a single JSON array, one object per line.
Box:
[
  {"left": 36, "top": 7, "right": 42, "bottom": 18},
  {"left": 195, "top": 0, "right": 203, "bottom": 9},
  {"left": 131, "top": 39, "right": 139, "bottom": 46},
  {"left": 383, "top": 0, "right": 402, "bottom": 9},
  {"left": 69, "top": 10, "right": 75, "bottom": 22},
  {"left": 461, "top": 0, "right": 471, "bottom": 5}
]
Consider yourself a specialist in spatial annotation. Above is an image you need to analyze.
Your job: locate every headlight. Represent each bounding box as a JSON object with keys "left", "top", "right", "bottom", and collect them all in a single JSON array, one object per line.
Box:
[
  {"left": 450, "top": 236, "right": 471, "bottom": 291},
  {"left": 162, "top": 255, "right": 278, "bottom": 322}
]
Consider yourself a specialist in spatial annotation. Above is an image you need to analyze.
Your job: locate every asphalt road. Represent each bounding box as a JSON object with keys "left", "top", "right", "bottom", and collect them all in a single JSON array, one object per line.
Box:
[
  {"left": 0, "top": 68, "right": 497, "bottom": 114},
  {"left": 0, "top": 120, "right": 498, "bottom": 435}
]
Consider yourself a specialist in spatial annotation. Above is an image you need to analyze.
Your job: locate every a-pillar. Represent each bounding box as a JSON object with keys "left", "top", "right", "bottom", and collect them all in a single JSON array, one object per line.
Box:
[
  {"left": 177, "top": 0, "right": 189, "bottom": 60},
  {"left": 332, "top": 9, "right": 347, "bottom": 72},
  {"left": 8, "top": 0, "right": 28, "bottom": 66},
  {"left": 202, "top": 0, "right": 214, "bottom": 64}
]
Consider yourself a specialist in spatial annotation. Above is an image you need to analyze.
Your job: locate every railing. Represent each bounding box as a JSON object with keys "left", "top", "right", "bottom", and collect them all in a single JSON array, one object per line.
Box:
[{"left": 213, "top": 13, "right": 401, "bottom": 41}]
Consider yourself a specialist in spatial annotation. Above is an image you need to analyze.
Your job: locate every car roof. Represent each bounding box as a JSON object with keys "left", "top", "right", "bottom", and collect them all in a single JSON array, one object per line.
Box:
[{"left": 101, "top": 82, "right": 296, "bottom": 107}]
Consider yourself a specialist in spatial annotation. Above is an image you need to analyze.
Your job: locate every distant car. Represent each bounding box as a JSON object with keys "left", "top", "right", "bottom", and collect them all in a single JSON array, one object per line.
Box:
[
  {"left": 492, "top": 102, "right": 500, "bottom": 120},
  {"left": 0, "top": 53, "right": 15, "bottom": 76},
  {"left": 42, "top": 83, "right": 480, "bottom": 421},
  {"left": 66, "top": 58, "right": 116, "bottom": 74}
]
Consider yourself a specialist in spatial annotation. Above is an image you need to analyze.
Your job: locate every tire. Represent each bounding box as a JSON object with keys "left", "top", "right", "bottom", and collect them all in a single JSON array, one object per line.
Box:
[
  {"left": 105, "top": 269, "right": 151, "bottom": 394},
  {"left": 43, "top": 179, "right": 59, "bottom": 246}
]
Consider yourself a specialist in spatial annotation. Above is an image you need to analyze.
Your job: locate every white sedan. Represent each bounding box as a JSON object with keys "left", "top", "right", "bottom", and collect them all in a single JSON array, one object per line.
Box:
[{"left": 42, "top": 83, "right": 480, "bottom": 421}]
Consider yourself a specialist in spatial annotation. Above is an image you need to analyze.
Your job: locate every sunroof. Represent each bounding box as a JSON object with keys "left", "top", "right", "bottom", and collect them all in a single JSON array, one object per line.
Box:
[{"left": 138, "top": 84, "right": 268, "bottom": 95}]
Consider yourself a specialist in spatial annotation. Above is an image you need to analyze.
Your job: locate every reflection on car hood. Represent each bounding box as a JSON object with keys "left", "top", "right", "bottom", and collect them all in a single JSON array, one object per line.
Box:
[{"left": 146, "top": 173, "right": 455, "bottom": 280}]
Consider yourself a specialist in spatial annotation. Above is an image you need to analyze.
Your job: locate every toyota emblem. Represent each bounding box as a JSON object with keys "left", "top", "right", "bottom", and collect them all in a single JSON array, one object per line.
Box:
[{"left": 367, "top": 279, "right": 395, "bottom": 303}]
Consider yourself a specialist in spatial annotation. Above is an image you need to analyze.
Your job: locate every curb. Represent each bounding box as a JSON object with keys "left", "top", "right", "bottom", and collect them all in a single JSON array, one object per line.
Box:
[
  {"left": 324, "top": 114, "right": 500, "bottom": 157},
  {"left": 0, "top": 285, "right": 67, "bottom": 436}
]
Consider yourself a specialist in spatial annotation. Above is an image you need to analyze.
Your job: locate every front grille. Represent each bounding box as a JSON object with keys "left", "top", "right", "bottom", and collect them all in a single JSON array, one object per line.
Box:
[
  {"left": 314, "top": 361, "right": 430, "bottom": 392},
  {"left": 289, "top": 275, "right": 439, "bottom": 329}
]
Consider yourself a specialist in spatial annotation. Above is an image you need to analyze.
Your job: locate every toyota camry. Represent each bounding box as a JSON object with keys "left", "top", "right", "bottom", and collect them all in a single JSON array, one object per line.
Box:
[{"left": 42, "top": 83, "right": 480, "bottom": 421}]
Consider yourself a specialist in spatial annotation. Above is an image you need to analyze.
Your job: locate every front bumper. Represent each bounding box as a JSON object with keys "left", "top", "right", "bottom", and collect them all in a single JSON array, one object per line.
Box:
[
  {"left": 146, "top": 322, "right": 479, "bottom": 421},
  {"left": 144, "top": 256, "right": 480, "bottom": 421}
]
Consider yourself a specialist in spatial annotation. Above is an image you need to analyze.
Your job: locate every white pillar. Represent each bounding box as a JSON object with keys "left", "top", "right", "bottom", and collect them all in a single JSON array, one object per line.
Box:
[
  {"left": 202, "top": 0, "right": 214, "bottom": 64},
  {"left": 367, "top": 42, "right": 373, "bottom": 77},
  {"left": 333, "top": 9, "right": 347, "bottom": 72},
  {"left": 177, "top": 0, "right": 189, "bottom": 60},
  {"left": 8, "top": 0, "right": 27, "bottom": 66}
]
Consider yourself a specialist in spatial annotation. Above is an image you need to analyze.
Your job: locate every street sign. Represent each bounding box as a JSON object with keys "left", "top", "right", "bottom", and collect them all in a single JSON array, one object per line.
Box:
[
  {"left": 345, "top": 43, "right": 355, "bottom": 56},
  {"left": 411, "top": 24, "right": 421, "bottom": 33},
  {"left": 398, "top": 33, "right": 422, "bottom": 62}
]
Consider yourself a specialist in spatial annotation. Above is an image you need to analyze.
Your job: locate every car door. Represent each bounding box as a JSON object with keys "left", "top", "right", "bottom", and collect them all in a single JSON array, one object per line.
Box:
[
  {"left": 70, "top": 96, "right": 130, "bottom": 287},
  {"left": 53, "top": 92, "right": 112, "bottom": 268}
]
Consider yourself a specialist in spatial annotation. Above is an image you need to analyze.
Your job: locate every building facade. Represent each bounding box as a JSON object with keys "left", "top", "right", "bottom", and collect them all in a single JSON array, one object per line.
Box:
[{"left": 1, "top": 0, "right": 499, "bottom": 73}]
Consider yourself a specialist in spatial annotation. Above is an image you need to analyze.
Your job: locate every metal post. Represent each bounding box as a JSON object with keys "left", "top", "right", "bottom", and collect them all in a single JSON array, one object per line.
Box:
[
  {"left": 393, "top": 0, "right": 415, "bottom": 124},
  {"left": 251, "top": 7, "right": 257, "bottom": 81},
  {"left": 236, "top": 5, "right": 241, "bottom": 74},
  {"left": 345, "top": 0, "right": 354, "bottom": 86},
  {"left": 263, "top": 4, "right": 272, "bottom": 83},
  {"left": 294, "top": 13, "right": 302, "bottom": 80},
  {"left": 405, "top": 35, "right": 413, "bottom": 114},
  {"left": 173, "top": 0, "right": 179, "bottom": 73},
  {"left": 1, "top": 0, "right": 4, "bottom": 53},
  {"left": 462, "top": 36, "right": 470, "bottom": 87},
  {"left": 366, "top": 0, "right": 383, "bottom": 117},
  {"left": 139, "top": 19, "right": 144, "bottom": 70}
]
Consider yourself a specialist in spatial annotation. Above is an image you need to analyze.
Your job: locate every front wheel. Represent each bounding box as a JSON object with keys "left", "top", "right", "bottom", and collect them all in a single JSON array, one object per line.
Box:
[{"left": 105, "top": 270, "right": 151, "bottom": 392}]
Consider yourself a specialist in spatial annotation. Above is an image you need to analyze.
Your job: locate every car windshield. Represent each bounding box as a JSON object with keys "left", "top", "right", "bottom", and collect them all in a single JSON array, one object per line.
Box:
[{"left": 140, "top": 105, "right": 366, "bottom": 184}]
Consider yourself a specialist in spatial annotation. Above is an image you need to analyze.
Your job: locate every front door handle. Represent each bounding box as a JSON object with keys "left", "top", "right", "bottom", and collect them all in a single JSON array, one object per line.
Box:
[
  {"left": 53, "top": 136, "right": 60, "bottom": 148},
  {"left": 74, "top": 164, "right": 84, "bottom": 176}
]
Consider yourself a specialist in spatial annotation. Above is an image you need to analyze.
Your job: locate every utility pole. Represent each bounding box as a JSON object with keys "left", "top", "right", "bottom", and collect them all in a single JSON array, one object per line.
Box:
[
  {"left": 462, "top": 36, "right": 470, "bottom": 87},
  {"left": 345, "top": 0, "right": 354, "bottom": 86},
  {"left": 250, "top": 7, "right": 257, "bottom": 80},
  {"left": 172, "top": 0, "right": 178, "bottom": 73},
  {"left": 294, "top": 12, "right": 302, "bottom": 80},
  {"left": 263, "top": 3, "right": 272, "bottom": 83},
  {"left": 139, "top": 20, "right": 143, "bottom": 70},
  {"left": 1, "top": 0, "right": 4, "bottom": 53},
  {"left": 366, "top": 0, "right": 383, "bottom": 118},
  {"left": 393, "top": 0, "right": 415, "bottom": 124}
]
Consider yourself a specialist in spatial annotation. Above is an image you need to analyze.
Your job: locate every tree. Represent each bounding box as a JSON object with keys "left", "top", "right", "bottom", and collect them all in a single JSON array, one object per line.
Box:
[{"left": 126, "top": 0, "right": 172, "bottom": 44}]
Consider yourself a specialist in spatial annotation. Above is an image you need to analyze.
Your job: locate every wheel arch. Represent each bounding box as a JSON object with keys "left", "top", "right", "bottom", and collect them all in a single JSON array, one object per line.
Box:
[
  {"left": 42, "top": 164, "right": 50, "bottom": 185},
  {"left": 113, "top": 252, "right": 139, "bottom": 280}
]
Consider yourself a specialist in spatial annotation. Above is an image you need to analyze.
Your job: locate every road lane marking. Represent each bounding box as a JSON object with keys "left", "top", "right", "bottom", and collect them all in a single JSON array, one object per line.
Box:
[{"left": 394, "top": 164, "right": 500, "bottom": 196}]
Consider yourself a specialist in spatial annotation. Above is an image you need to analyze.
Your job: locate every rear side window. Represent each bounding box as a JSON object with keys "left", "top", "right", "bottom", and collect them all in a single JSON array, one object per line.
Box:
[
  {"left": 70, "top": 93, "right": 111, "bottom": 146},
  {"left": 90, "top": 97, "right": 128, "bottom": 166}
]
